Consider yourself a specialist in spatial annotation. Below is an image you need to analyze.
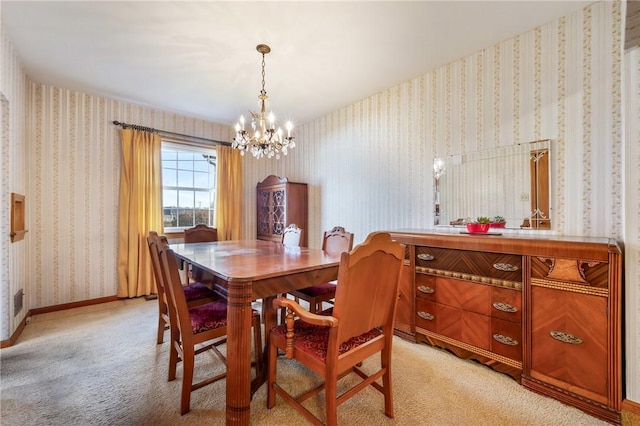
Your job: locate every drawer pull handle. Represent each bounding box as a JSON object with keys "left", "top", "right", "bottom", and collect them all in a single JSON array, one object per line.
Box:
[
  {"left": 550, "top": 331, "right": 583, "bottom": 344},
  {"left": 417, "top": 311, "right": 434, "bottom": 321},
  {"left": 493, "top": 263, "right": 518, "bottom": 272},
  {"left": 418, "top": 285, "right": 435, "bottom": 294},
  {"left": 492, "top": 302, "right": 518, "bottom": 313},
  {"left": 417, "top": 253, "right": 435, "bottom": 261},
  {"left": 493, "top": 334, "right": 518, "bottom": 345}
]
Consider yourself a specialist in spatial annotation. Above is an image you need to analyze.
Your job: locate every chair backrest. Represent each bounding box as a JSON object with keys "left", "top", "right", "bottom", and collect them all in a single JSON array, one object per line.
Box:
[
  {"left": 322, "top": 226, "right": 354, "bottom": 256},
  {"left": 156, "top": 236, "right": 194, "bottom": 343},
  {"left": 147, "top": 231, "right": 169, "bottom": 306},
  {"left": 184, "top": 224, "right": 218, "bottom": 243},
  {"left": 331, "top": 232, "right": 404, "bottom": 348},
  {"left": 282, "top": 223, "right": 303, "bottom": 247}
]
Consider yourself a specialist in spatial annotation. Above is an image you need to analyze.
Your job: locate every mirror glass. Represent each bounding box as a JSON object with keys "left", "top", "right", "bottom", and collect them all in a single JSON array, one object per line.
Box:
[{"left": 434, "top": 139, "right": 551, "bottom": 230}]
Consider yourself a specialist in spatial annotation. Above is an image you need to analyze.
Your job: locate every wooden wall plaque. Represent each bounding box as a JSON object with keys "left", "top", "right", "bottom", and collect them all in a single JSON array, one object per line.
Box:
[{"left": 10, "top": 193, "right": 26, "bottom": 242}]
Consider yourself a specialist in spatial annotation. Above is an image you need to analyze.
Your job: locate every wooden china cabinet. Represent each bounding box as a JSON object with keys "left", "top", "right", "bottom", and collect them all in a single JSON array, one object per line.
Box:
[
  {"left": 388, "top": 229, "right": 622, "bottom": 424},
  {"left": 256, "top": 175, "right": 308, "bottom": 247}
]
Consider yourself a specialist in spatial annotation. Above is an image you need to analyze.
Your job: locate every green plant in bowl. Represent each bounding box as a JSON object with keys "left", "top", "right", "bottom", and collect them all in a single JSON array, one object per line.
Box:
[
  {"left": 467, "top": 217, "right": 491, "bottom": 233},
  {"left": 490, "top": 215, "right": 506, "bottom": 228}
]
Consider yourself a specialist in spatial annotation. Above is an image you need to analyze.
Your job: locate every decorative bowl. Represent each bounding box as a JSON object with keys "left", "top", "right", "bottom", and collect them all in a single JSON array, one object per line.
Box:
[
  {"left": 466, "top": 223, "right": 490, "bottom": 233},
  {"left": 490, "top": 222, "right": 506, "bottom": 228}
]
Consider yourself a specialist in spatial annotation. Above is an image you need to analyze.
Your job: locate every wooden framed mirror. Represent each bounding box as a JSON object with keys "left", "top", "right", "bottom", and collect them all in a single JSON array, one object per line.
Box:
[{"left": 434, "top": 139, "right": 552, "bottom": 230}]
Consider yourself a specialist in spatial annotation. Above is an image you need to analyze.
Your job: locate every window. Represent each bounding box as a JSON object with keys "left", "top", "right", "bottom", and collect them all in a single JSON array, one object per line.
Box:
[{"left": 161, "top": 142, "right": 217, "bottom": 231}]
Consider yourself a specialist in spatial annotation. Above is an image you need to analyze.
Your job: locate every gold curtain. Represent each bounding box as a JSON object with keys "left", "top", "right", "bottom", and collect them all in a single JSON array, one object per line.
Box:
[
  {"left": 215, "top": 145, "right": 243, "bottom": 240},
  {"left": 117, "top": 129, "right": 164, "bottom": 297}
]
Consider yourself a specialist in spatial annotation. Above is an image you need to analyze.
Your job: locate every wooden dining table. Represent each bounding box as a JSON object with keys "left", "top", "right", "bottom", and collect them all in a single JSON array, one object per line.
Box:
[{"left": 171, "top": 239, "right": 341, "bottom": 425}]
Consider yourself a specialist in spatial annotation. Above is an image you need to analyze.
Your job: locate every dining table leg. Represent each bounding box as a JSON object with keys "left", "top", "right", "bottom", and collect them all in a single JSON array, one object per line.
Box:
[{"left": 225, "top": 279, "right": 253, "bottom": 426}]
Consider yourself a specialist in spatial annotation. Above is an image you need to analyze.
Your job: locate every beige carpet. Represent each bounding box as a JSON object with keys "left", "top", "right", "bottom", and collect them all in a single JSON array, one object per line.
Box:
[{"left": 0, "top": 298, "right": 613, "bottom": 425}]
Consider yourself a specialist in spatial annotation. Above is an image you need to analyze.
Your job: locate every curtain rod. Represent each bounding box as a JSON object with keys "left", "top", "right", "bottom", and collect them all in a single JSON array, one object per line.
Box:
[{"left": 112, "top": 120, "right": 231, "bottom": 146}]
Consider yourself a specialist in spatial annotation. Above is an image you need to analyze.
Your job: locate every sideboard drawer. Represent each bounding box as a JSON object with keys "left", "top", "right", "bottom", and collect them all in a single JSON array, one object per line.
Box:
[
  {"left": 416, "top": 246, "right": 522, "bottom": 283},
  {"left": 491, "top": 318, "right": 522, "bottom": 361},
  {"left": 415, "top": 298, "right": 437, "bottom": 332},
  {"left": 415, "top": 274, "right": 436, "bottom": 301},
  {"left": 491, "top": 286, "right": 522, "bottom": 323}
]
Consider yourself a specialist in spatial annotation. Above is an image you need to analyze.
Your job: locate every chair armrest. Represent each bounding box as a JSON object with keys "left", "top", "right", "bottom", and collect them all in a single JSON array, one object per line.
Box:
[
  {"left": 273, "top": 297, "right": 339, "bottom": 358},
  {"left": 273, "top": 297, "right": 338, "bottom": 327}
]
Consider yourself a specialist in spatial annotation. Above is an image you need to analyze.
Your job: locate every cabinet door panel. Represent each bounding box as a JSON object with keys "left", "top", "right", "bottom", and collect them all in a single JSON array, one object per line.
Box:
[
  {"left": 395, "top": 264, "right": 414, "bottom": 331},
  {"left": 271, "top": 188, "right": 286, "bottom": 236},
  {"left": 257, "top": 189, "right": 271, "bottom": 237},
  {"left": 530, "top": 286, "right": 608, "bottom": 396}
]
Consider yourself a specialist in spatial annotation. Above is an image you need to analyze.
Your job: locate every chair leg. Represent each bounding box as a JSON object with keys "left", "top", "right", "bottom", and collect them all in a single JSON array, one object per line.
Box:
[
  {"left": 381, "top": 347, "right": 394, "bottom": 418},
  {"left": 325, "top": 374, "right": 338, "bottom": 426},
  {"left": 267, "top": 341, "right": 278, "bottom": 409},
  {"left": 252, "top": 315, "right": 263, "bottom": 376},
  {"left": 181, "top": 346, "right": 195, "bottom": 415},
  {"left": 168, "top": 331, "right": 180, "bottom": 382},
  {"left": 309, "top": 298, "right": 318, "bottom": 314},
  {"left": 157, "top": 313, "right": 166, "bottom": 344}
]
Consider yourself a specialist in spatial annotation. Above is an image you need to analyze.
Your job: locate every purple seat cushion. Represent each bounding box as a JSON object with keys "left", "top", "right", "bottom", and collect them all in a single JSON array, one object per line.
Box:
[
  {"left": 188, "top": 301, "right": 260, "bottom": 335},
  {"left": 183, "top": 282, "right": 217, "bottom": 302},
  {"left": 271, "top": 310, "right": 382, "bottom": 361},
  {"left": 296, "top": 282, "right": 336, "bottom": 297},
  {"left": 188, "top": 300, "right": 228, "bottom": 333}
]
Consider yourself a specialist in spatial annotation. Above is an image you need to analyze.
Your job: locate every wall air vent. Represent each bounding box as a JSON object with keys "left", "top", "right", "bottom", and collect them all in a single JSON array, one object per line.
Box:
[{"left": 14, "top": 289, "right": 24, "bottom": 316}]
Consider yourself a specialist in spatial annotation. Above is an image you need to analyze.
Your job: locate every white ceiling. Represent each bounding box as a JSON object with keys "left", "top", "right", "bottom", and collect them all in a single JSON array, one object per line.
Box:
[{"left": 2, "top": 1, "right": 594, "bottom": 127}]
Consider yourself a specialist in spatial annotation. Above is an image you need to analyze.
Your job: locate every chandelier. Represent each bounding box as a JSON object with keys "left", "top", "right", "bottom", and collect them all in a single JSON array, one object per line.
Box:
[{"left": 232, "top": 44, "right": 295, "bottom": 159}]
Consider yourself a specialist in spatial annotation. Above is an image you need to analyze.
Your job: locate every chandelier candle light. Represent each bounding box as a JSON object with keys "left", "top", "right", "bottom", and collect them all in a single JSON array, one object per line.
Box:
[{"left": 232, "top": 44, "right": 295, "bottom": 159}]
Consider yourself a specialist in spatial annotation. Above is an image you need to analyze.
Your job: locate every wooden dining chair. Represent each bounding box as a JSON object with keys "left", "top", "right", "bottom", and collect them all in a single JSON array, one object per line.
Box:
[
  {"left": 288, "top": 227, "right": 354, "bottom": 313},
  {"left": 281, "top": 223, "right": 303, "bottom": 247},
  {"left": 147, "top": 231, "right": 220, "bottom": 344},
  {"left": 276, "top": 223, "right": 304, "bottom": 323},
  {"left": 183, "top": 224, "right": 218, "bottom": 283},
  {"left": 156, "top": 237, "right": 264, "bottom": 415},
  {"left": 184, "top": 224, "right": 218, "bottom": 243},
  {"left": 267, "top": 232, "right": 404, "bottom": 426}
]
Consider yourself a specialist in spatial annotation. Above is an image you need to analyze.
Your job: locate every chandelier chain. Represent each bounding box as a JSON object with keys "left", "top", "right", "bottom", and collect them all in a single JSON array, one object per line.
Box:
[{"left": 261, "top": 53, "right": 267, "bottom": 98}]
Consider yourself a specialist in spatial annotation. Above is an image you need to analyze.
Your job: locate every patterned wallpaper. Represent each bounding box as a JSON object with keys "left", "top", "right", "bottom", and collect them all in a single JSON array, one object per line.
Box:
[
  {"left": 0, "top": 25, "right": 28, "bottom": 342},
  {"left": 624, "top": 45, "right": 640, "bottom": 402},
  {"left": 25, "top": 87, "right": 231, "bottom": 308},
  {"left": 242, "top": 1, "right": 624, "bottom": 247},
  {"left": 1, "top": 0, "right": 638, "bottom": 403}
]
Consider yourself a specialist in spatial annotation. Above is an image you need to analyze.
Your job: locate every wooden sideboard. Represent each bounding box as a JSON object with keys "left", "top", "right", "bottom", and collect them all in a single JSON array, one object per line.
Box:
[{"left": 388, "top": 229, "right": 622, "bottom": 424}]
